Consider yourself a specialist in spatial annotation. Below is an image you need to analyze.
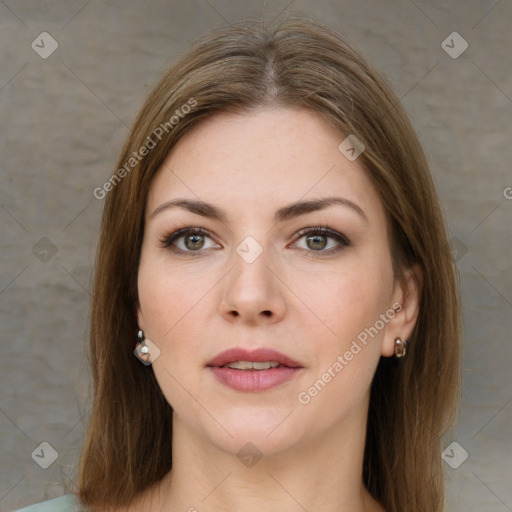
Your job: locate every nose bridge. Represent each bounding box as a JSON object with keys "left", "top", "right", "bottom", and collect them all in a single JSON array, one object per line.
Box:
[{"left": 220, "top": 234, "right": 285, "bottom": 321}]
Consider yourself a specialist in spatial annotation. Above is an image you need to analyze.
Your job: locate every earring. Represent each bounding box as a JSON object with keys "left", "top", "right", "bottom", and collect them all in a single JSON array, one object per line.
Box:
[
  {"left": 394, "top": 337, "right": 408, "bottom": 358},
  {"left": 134, "top": 329, "right": 152, "bottom": 366}
]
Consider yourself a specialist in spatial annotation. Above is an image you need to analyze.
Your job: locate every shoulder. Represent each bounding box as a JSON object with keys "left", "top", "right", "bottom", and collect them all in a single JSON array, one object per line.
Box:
[{"left": 11, "top": 494, "right": 85, "bottom": 512}]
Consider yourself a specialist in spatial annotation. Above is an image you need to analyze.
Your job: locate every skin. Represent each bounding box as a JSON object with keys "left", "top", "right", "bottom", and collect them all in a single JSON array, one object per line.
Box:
[{"left": 130, "top": 107, "right": 421, "bottom": 512}]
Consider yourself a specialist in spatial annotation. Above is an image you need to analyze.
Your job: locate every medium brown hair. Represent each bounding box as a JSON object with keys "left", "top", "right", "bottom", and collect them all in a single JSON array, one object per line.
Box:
[{"left": 78, "top": 16, "right": 461, "bottom": 512}]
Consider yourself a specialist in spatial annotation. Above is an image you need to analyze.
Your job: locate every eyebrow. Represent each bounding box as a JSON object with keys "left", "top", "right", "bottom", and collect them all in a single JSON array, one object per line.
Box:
[{"left": 150, "top": 196, "right": 368, "bottom": 224}]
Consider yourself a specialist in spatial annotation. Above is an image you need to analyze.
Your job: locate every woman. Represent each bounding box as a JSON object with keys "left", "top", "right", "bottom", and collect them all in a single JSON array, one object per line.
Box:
[{"left": 15, "top": 15, "right": 461, "bottom": 512}]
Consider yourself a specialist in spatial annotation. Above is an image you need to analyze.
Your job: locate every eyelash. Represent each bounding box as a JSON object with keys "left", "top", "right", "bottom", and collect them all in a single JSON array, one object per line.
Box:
[{"left": 159, "top": 225, "right": 351, "bottom": 258}]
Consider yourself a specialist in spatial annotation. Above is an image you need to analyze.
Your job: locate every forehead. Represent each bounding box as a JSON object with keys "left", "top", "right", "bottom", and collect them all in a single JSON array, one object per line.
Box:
[{"left": 147, "top": 107, "right": 385, "bottom": 227}]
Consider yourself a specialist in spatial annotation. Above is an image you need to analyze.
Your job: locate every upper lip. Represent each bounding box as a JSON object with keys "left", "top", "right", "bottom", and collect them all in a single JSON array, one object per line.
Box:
[{"left": 207, "top": 347, "right": 302, "bottom": 368}]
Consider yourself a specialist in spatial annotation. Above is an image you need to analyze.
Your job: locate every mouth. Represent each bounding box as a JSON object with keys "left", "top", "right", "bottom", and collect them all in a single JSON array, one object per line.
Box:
[
  {"left": 207, "top": 347, "right": 302, "bottom": 368},
  {"left": 221, "top": 360, "right": 282, "bottom": 370},
  {"left": 206, "top": 347, "right": 303, "bottom": 392}
]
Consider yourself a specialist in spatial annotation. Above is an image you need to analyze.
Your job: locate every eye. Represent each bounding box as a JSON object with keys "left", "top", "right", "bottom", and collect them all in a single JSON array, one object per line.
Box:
[
  {"left": 160, "top": 227, "right": 220, "bottom": 255},
  {"left": 159, "top": 225, "right": 350, "bottom": 258},
  {"left": 291, "top": 226, "right": 350, "bottom": 256}
]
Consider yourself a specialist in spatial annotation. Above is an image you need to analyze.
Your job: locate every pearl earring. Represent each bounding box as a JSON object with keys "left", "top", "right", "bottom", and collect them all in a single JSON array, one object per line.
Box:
[{"left": 134, "top": 329, "right": 152, "bottom": 365}]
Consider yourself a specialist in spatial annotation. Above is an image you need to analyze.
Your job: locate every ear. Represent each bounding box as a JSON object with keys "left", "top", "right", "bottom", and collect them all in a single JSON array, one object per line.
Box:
[{"left": 381, "top": 263, "right": 422, "bottom": 357}]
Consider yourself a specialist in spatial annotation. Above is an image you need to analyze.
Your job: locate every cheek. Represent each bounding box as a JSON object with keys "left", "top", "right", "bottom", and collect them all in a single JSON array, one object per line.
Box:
[
  {"left": 291, "top": 256, "right": 393, "bottom": 352},
  {"left": 290, "top": 256, "right": 394, "bottom": 417},
  {"left": 294, "top": 268, "right": 390, "bottom": 418},
  {"left": 137, "top": 255, "right": 212, "bottom": 412},
  {"left": 137, "top": 252, "right": 215, "bottom": 342}
]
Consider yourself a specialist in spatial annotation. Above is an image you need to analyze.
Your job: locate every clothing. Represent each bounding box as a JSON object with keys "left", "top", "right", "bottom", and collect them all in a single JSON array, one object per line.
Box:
[{"left": 11, "top": 494, "right": 84, "bottom": 512}]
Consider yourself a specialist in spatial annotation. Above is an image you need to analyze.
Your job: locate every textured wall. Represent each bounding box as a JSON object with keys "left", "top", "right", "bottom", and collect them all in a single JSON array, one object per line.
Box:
[{"left": 1, "top": 1, "right": 511, "bottom": 511}]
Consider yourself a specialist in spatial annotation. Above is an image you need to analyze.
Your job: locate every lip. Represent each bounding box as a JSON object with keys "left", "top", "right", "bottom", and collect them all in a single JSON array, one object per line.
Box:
[
  {"left": 207, "top": 347, "right": 303, "bottom": 392},
  {"left": 207, "top": 347, "right": 302, "bottom": 368}
]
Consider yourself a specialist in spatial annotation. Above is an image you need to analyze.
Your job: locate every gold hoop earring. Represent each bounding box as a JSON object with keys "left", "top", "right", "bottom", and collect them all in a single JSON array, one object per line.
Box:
[{"left": 394, "top": 337, "right": 408, "bottom": 358}]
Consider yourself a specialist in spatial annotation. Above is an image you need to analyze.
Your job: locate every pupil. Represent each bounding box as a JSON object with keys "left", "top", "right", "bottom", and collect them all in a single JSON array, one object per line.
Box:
[
  {"left": 186, "top": 234, "right": 204, "bottom": 250},
  {"left": 308, "top": 234, "right": 326, "bottom": 250}
]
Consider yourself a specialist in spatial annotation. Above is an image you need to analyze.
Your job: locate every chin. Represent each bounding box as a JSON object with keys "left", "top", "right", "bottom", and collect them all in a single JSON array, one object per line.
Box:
[
  {"left": 213, "top": 426, "right": 304, "bottom": 460},
  {"left": 188, "top": 402, "right": 309, "bottom": 457}
]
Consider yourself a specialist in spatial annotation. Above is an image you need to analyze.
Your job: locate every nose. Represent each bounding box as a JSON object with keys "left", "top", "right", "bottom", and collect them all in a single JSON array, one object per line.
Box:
[{"left": 219, "top": 241, "right": 287, "bottom": 325}]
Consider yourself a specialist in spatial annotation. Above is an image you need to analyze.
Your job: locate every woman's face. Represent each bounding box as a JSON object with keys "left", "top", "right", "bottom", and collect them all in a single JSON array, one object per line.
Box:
[{"left": 137, "top": 107, "right": 406, "bottom": 456}]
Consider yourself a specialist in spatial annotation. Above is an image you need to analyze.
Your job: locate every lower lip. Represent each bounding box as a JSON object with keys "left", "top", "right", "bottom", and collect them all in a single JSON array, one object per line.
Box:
[{"left": 209, "top": 366, "right": 302, "bottom": 392}]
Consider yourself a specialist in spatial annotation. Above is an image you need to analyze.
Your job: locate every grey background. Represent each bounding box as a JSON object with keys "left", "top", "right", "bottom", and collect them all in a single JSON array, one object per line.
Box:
[{"left": 1, "top": 1, "right": 511, "bottom": 510}]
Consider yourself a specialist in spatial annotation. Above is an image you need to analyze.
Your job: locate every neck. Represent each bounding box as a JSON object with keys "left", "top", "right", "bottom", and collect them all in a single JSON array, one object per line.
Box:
[{"left": 149, "top": 401, "right": 384, "bottom": 512}]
